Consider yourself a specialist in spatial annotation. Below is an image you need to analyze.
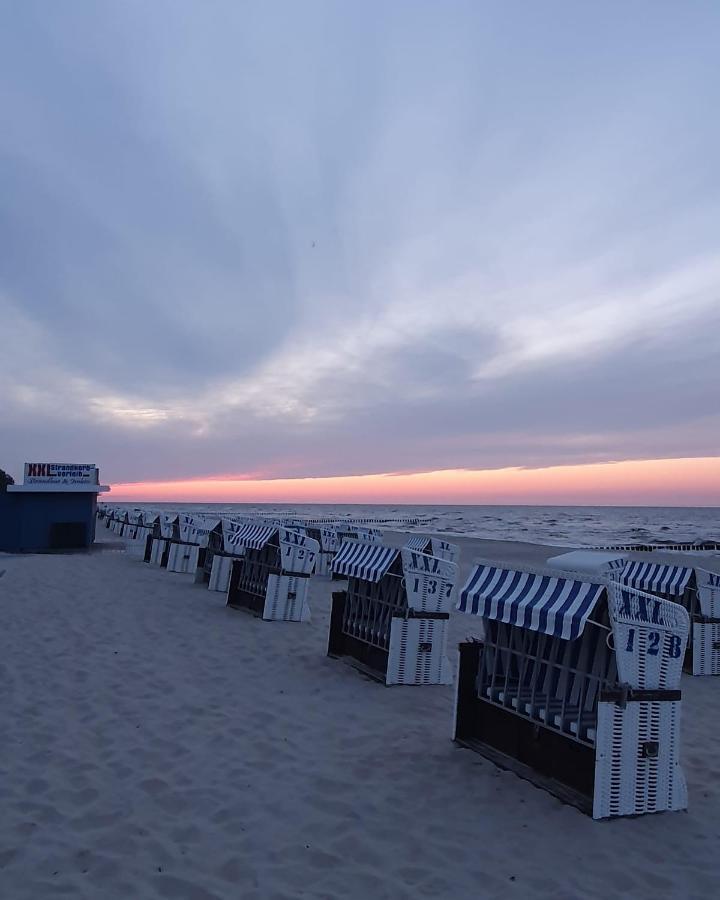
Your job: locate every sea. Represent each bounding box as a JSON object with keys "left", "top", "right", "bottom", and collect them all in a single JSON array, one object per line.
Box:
[{"left": 112, "top": 503, "right": 720, "bottom": 549}]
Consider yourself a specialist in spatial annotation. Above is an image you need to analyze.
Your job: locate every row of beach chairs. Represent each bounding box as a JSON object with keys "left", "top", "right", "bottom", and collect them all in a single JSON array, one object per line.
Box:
[{"left": 98, "top": 506, "right": 719, "bottom": 820}]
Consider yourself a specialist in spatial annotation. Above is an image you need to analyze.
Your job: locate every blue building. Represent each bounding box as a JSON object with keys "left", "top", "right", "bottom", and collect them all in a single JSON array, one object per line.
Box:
[{"left": 0, "top": 463, "right": 110, "bottom": 552}]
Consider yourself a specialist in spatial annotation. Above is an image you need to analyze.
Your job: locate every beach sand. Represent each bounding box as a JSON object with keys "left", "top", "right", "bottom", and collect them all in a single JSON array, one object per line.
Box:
[{"left": 2, "top": 534, "right": 719, "bottom": 899}]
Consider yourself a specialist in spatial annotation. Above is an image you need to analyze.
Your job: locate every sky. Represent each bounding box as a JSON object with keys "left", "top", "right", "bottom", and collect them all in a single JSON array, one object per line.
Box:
[{"left": 1, "top": 1, "right": 719, "bottom": 504}]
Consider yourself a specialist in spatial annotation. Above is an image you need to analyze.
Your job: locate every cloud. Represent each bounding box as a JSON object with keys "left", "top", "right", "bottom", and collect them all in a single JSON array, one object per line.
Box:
[{"left": 1, "top": 1, "right": 719, "bottom": 490}]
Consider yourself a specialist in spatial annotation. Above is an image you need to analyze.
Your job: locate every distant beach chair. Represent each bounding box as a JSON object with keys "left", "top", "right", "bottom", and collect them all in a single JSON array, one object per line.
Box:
[
  {"left": 615, "top": 560, "right": 720, "bottom": 676},
  {"left": 102, "top": 506, "right": 115, "bottom": 531},
  {"left": 195, "top": 518, "right": 226, "bottom": 586},
  {"left": 328, "top": 540, "right": 456, "bottom": 685},
  {"left": 275, "top": 522, "right": 341, "bottom": 576},
  {"left": 113, "top": 506, "right": 145, "bottom": 553},
  {"left": 454, "top": 561, "right": 689, "bottom": 818},
  {"left": 144, "top": 514, "right": 179, "bottom": 566},
  {"left": 163, "top": 516, "right": 218, "bottom": 575},
  {"left": 133, "top": 511, "right": 159, "bottom": 557},
  {"left": 193, "top": 518, "right": 249, "bottom": 591},
  {"left": 294, "top": 524, "right": 336, "bottom": 575},
  {"left": 316, "top": 525, "right": 340, "bottom": 575},
  {"left": 226, "top": 526, "right": 319, "bottom": 621},
  {"left": 119, "top": 511, "right": 151, "bottom": 557},
  {"left": 117, "top": 510, "right": 130, "bottom": 536},
  {"left": 404, "top": 536, "right": 460, "bottom": 564},
  {"left": 289, "top": 524, "right": 330, "bottom": 574},
  {"left": 123, "top": 511, "right": 140, "bottom": 540},
  {"left": 694, "top": 569, "right": 720, "bottom": 675},
  {"left": 104, "top": 506, "right": 122, "bottom": 533}
]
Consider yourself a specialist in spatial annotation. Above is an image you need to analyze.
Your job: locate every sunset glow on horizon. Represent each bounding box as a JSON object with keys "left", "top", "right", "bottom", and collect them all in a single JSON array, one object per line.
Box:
[{"left": 108, "top": 456, "right": 720, "bottom": 506}]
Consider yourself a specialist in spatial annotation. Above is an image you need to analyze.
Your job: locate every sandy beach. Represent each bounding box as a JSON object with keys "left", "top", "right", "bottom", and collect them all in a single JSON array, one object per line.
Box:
[{"left": 2, "top": 534, "right": 720, "bottom": 899}]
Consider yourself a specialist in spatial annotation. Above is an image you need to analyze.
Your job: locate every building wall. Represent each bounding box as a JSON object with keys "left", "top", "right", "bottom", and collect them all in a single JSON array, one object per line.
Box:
[{"left": 0, "top": 491, "right": 98, "bottom": 552}]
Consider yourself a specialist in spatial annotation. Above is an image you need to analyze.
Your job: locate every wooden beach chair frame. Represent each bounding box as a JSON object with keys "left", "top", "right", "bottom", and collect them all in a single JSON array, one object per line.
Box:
[
  {"left": 226, "top": 526, "right": 319, "bottom": 622},
  {"left": 454, "top": 562, "right": 689, "bottom": 818}
]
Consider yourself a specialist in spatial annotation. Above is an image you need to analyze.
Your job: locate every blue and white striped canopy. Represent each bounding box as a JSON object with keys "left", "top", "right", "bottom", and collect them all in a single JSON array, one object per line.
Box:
[
  {"left": 332, "top": 540, "right": 399, "bottom": 582},
  {"left": 617, "top": 561, "right": 693, "bottom": 596},
  {"left": 457, "top": 564, "right": 606, "bottom": 640},
  {"left": 226, "top": 523, "right": 277, "bottom": 551},
  {"left": 405, "top": 536, "right": 432, "bottom": 552}
]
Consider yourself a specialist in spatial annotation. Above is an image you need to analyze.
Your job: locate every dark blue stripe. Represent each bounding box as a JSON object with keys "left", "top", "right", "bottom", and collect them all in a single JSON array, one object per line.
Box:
[
  {"left": 549, "top": 581, "right": 584, "bottom": 637},
  {"left": 458, "top": 564, "right": 489, "bottom": 613},
  {"left": 471, "top": 567, "right": 504, "bottom": 615},
  {"left": 518, "top": 575, "right": 552, "bottom": 630},
  {"left": 492, "top": 570, "right": 524, "bottom": 623},
  {"left": 533, "top": 579, "right": 568, "bottom": 634},
  {"left": 566, "top": 587, "right": 603, "bottom": 640},
  {"left": 480, "top": 570, "right": 514, "bottom": 618}
]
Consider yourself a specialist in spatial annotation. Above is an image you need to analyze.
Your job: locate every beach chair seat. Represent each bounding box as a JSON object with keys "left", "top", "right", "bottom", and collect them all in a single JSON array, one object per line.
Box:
[
  {"left": 483, "top": 681, "right": 520, "bottom": 704},
  {"left": 541, "top": 705, "right": 596, "bottom": 743},
  {"left": 569, "top": 718, "right": 597, "bottom": 743}
]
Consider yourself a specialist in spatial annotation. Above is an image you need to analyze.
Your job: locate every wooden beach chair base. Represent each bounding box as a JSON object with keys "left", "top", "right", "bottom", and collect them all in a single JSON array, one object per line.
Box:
[
  {"left": 226, "top": 560, "right": 310, "bottom": 622},
  {"left": 166, "top": 542, "right": 201, "bottom": 575},
  {"left": 147, "top": 538, "right": 168, "bottom": 566},
  {"left": 455, "top": 641, "right": 687, "bottom": 819},
  {"left": 327, "top": 591, "right": 452, "bottom": 686}
]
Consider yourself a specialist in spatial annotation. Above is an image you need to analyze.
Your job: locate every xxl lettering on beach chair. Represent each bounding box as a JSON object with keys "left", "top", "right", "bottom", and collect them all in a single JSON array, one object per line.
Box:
[
  {"left": 401, "top": 549, "right": 456, "bottom": 613},
  {"left": 279, "top": 528, "right": 318, "bottom": 576},
  {"left": 608, "top": 583, "right": 689, "bottom": 692}
]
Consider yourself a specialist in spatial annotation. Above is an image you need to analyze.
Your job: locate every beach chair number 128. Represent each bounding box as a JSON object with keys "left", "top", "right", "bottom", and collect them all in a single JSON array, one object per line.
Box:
[{"left": 624, "top": 628, "right": 683, "bottom": 658}]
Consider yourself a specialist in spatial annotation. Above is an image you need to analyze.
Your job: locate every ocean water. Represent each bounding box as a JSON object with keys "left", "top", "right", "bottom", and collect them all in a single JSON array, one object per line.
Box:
[{"left": 113, "top": 503, "right": 720, "bottom": 549}]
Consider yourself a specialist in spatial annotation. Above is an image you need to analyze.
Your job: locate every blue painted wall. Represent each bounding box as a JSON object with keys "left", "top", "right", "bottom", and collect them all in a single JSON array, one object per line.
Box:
[{"left": 0, "top": 491, "right": 98, "bottom": 552}]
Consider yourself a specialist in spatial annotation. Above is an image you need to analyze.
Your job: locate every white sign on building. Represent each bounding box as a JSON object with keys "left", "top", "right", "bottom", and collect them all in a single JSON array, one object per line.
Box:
[{"left": 24, "top": 463, "right": 98, "bottom": 486}]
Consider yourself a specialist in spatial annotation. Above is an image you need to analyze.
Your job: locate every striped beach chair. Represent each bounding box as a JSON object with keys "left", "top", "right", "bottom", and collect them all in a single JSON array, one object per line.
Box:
[
  {"left": 145, "top": 513, "right": 179, "bottom": 567},
  {"left": 328, "top": 540, "right": 457, "bottom": 685},
  {"left": 226, "top": 526, "right": 319, "bottom": 622},
  {"left": 615, "top": 560, "right": 720, "bottom": 675},
  {"left": 454, "top": 561, "right": 689, "bottom": 819}
]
